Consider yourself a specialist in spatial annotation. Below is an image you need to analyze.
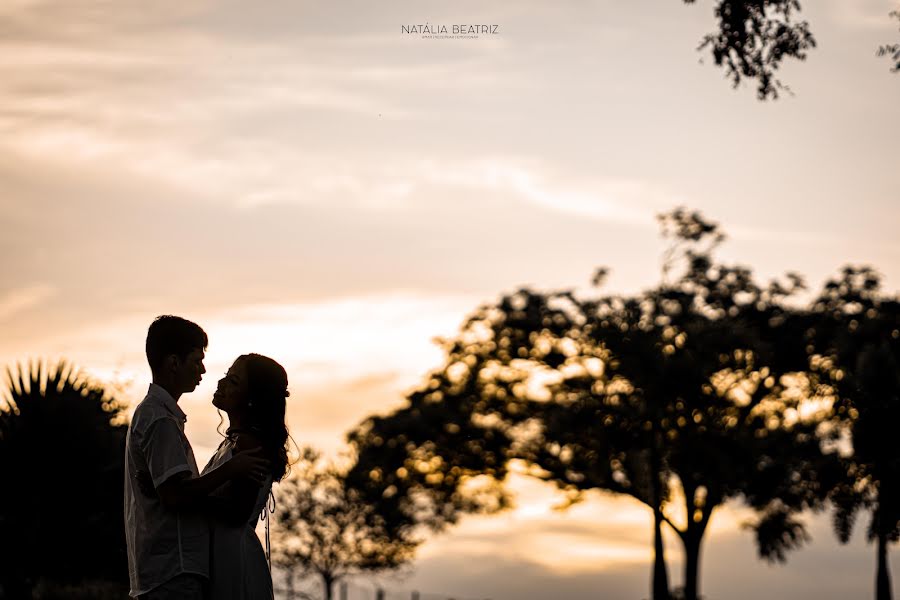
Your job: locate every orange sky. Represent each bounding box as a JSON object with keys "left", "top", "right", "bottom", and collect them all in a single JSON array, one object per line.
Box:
[{"left": 2, "top": 1, "right": 900, "bottom": 598}]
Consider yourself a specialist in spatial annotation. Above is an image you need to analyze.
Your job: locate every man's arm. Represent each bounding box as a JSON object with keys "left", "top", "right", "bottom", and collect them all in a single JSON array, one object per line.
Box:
[
  {"left": 156, "top": 448, "right": 267, "bottom": 510},
  {"left": 205, "top": 433, "right": 269, "bottom": 526},
  {"left": 142, "top": 418, "right": 268, "bottom": 510}
]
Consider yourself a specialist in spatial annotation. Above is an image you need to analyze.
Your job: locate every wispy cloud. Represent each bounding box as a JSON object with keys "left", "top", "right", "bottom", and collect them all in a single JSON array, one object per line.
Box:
[
  {"left": 415, "top": 158, "right": 676, "bottom": 225},
  {"left": 0, "top": 284, "right": 55, "bottom": 321},
  {"left": 825, "top": 0, "right": 900, "bottom": 31}
]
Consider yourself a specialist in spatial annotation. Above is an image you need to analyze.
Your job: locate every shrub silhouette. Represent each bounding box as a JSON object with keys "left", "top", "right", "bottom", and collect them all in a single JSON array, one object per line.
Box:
[{"left": 0, "top": 360, "right": 128, "bottom": 598}]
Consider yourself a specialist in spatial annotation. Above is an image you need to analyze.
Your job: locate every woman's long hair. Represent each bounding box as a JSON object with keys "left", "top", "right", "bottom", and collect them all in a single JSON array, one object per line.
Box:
[{"left": 240, "top": 353, "right": 291, "bottom": 481}]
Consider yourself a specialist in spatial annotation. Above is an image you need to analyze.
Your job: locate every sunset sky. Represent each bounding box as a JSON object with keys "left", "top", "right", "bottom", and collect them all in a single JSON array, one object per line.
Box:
[{"left": 2, "top": 0, "right": 900, "bottom": 598}]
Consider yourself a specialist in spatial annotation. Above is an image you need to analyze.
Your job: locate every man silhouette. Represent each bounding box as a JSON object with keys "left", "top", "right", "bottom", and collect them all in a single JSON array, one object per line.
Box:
[{"left": 124, "top": 315, "right": 268, "bottom": 599}]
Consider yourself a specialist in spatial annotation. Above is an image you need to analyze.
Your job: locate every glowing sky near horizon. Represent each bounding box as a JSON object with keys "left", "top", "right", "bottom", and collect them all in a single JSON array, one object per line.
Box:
[{"left": 2, "top": 1, "right": 900, "bottom": 598}]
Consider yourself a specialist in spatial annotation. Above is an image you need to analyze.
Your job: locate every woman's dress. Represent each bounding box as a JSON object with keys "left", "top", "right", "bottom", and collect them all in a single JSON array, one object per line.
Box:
[{"left": 202, "top": 438, "right": 274, "bottom": 600}]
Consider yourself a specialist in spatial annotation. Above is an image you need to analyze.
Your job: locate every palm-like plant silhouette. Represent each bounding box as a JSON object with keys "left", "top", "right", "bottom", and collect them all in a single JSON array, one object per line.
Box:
[{"left": 0, "top": 360, "right": 128, "bottom": 597}]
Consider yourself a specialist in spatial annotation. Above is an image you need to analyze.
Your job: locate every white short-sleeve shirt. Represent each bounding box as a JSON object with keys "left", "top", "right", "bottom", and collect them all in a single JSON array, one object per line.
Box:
[{"left": 124, "top": 384, "right": 209, "bottom": 597}]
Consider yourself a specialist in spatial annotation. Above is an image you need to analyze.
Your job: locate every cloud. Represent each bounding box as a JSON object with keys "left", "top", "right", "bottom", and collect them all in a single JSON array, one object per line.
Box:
[
  {"left": 825, "top": 0, "right": 900, "bottom": 31},
  {"left": 414, "top": 476, "right": 657, "bottom": 575},
  {"left": 0, "top": 291, "right": 485, "bottom": 450},
  {"left": 344, "top": 484, "right": 900, "bottom": 600},
  {"left": 0, "top": 0, "right": 526, "bottom": 167},
  {"left": 414, "top": 158, "right": 679, "bottom": 225},
  {"left": 0, "top": 0, "right": 680, "bottom": 230},
  {"left": 0, "top": 284, "right": 55, "bottom": 321}
]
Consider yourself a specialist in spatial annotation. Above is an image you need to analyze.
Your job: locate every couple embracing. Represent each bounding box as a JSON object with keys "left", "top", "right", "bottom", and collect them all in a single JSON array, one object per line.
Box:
[{"left": 124, "top": 315, "right": 290, "bottom": 599}]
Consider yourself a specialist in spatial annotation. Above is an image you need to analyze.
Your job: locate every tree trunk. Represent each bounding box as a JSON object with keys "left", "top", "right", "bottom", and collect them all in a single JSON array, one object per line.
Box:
[
  {"left": 652, "top": 505, "right": 671, "bottom": 600},
  {"left": 682, "top": 532, "right": 703, "bottom": 600},
  {"left": 877, "top": 532, "right": 893, "bottom": 600},
  {"left": 649, "top": 428, "right": 670, "bottom": 600},
  {"left": 285, "top": 569, "right": 296, "bottom": 599},
  {"left": 322, "top": 573, "right": 335, "bottom": 600}
]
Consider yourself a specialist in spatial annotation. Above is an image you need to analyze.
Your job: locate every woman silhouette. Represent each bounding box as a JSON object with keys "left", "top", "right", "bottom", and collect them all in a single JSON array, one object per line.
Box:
[{"left": 203, "top": 353, "right": 291, "bottom": 600}]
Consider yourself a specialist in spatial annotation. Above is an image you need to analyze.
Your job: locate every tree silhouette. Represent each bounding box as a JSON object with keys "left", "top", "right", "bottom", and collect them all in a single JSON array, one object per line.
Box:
[
  {"left": 273, "top": 448, "right": 417, "bottom": 600},
  {"left": 683, "top": 3, "right": 900, "bottom": 98},
  {"left": 346, "top": 354, "right": 517, "bottom": 543},
  {"left": 877, "top": 10, "right": 900, "bottom": 72},
  {"left": 685, "top": 0, "right": 816, "bottom": 99},
  {"left": 587, "top": 210, "right": 839, "bottom": 599},
  {"left": 348, "top": 209, "right": 842, "bottom": 600},
  {"left": 808, "top": 266, "right": 900, "bottom": 600},
  {"left": 471, "top": 210, "right": 839, "bottom": 599},
  {"left": 0, "top": 360, "right": 128, "bottom": 598}
]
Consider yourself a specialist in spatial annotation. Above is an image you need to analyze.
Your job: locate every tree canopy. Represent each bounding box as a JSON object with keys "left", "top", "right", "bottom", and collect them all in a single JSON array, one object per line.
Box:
[
  {"left": 687, "top": 0, "right": 816, "bottom": 99},
  {"left": 274, "top": 448, "right": 417, "bottom": 600},
  {"left": 348, "top": 209, "right": 845, "bottom": 600},
  {"left": 685, "top": 2, "right": 898, "bottom": 99},
  {"left": 877, "top": 10, "right": 900, "bottom": 72},
  {"left": 806, "top": 266, "right": 900, "bottom": 600}
]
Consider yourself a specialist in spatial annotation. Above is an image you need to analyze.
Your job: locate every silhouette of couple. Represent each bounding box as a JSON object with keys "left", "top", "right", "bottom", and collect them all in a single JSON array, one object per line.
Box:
[{"left": 124, "top": 316, "right": 290, "bottom": 599}]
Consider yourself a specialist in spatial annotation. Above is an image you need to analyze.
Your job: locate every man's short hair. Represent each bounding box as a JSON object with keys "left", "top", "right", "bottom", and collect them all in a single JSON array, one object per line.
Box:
[{"left": 145, "top": 315, "right": 208, "bottom": 372}]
